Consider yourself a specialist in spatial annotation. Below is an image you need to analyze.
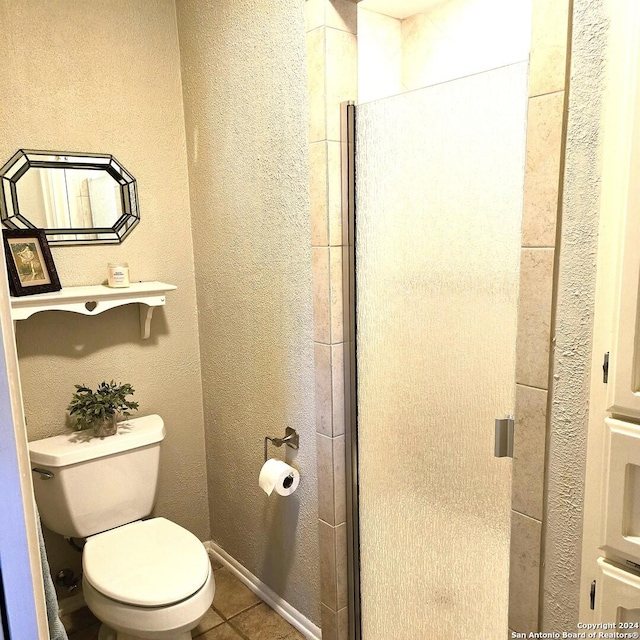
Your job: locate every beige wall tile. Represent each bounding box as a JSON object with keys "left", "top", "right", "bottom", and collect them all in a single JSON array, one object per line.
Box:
[
  {"left": 306, "top": 0, "right": 325, "bottom": 32},
  {"left": 509, "top": 511, "right": 542, "bottom": 632},
  {"left": 330, "top": 246, "right": 344, "bottom": 343},
  {"left": 358, "top": 7, "right": 402, "bottom": 103},
  {"left": 315, "top": 343, "right": 333, "bottom": 436},
  {"left": 316, "top": 343, "right": 345, "bottom": 438},
  {"left": 321, "top": 604, "right": 338, "bottom": 640},
  {"left": 313, "top": 247, "right": 331, "bottom": 343},
  {"left": 319, "top": 521, "right": 338, "bottom": 610},
  {"left": 325, "top": 27, "right": 357, "bottom": 141},
  {"left": 522, "top": 92, "right": 564, "bottom": 247},
  {"left": 529, "top": 0, "right": 570, "bottom": 97},
  {"left": 317, "top": 434, "right": 336, "bottom": 524},
  {"left": 331, "top": 342, "right": 345, "bottom": 436},
  {"left": 516, "top": 248, "right": 554, "bottom": 389},
  {"left": 307, "top": 27, "right": 326, "bottom": 143},
  {"left": 318, "top": 521, "right": 348, "bottom": 612},
  {"left": 333, "top": 434, "right": 346, "bottom": 524},
  {"left": 401, "top": 3, "right": 530, "bottom": 93},
  {"left": 317, "top": 433, "right": 345, "bottom": 525},
  {"left": 310, "top": 142, "right": 329, "bottom": 246},
  {"left": 328, "top": 141, "right": 343, "bottom": 245},
  {"left": 326, "top": 0, "right": 357, "bottom": 34},
  {"left": 512, "top": 385, "right": 547, "bottom": 520}
]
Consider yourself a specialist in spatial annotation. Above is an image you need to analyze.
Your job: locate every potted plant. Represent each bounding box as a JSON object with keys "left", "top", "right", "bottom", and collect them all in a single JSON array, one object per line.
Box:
[{"left": 68, "top": 380, "right": 139, "bottom": 437}]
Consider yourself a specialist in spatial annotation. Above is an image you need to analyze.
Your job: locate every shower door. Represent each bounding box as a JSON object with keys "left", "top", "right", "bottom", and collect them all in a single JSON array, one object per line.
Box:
[{"left": 353, "top": 63, "right": 528, "bottom": 639}]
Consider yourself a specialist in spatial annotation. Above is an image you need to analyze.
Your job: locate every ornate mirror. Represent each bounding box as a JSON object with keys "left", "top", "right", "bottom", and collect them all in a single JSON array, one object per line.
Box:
[{"left": 0, "top": 150, "right": 139, "bottom": 245}]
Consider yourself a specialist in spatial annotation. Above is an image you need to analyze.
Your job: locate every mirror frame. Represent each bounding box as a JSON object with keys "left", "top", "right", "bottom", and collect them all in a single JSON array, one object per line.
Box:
[{"left": 0, "top": 149, "right": 139, "bottom": 245}]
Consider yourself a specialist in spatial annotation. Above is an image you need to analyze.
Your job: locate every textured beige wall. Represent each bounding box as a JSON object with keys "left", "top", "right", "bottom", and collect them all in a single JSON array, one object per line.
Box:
[
  {"left": 0, "top": 0, "right": 209, "bottom": 592},
  {"left": 357, "top": 8, "right": 402, "bottom": 103},
  {"left": 543, "top": 0, "right": 607, "bottom": 630},
  {"left": 176, "top": 0, "right": 319, "bottom": 624}
]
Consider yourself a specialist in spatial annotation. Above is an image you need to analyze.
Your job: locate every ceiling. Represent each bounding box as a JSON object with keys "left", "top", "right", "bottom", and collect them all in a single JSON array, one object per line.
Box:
[{"left": 357, "top": 0, "right": 450, "bottom": 20}]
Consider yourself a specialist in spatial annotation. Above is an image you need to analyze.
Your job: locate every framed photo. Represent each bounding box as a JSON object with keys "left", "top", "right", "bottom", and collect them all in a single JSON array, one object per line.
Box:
[{"left": 2, "top": 229, "right": 61, "bottom": 296}]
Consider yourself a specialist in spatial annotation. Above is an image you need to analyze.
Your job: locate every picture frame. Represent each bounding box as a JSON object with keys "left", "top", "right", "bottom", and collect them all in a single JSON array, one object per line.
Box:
[{"left": 2, "top": 228, "right": 61, "bottom": 297}]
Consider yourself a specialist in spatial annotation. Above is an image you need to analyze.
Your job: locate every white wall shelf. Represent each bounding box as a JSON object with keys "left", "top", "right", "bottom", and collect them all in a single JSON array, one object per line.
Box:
[{"left": 10, "top": 281, "right": 177, "bottom": 339}]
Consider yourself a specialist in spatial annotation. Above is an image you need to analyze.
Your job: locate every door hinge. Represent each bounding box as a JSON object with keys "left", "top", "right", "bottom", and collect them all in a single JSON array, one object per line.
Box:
[
  {"left": 590, "top": 579, "right": 596, "bottom": 610},
  {"left": 603, "top": 352, "right": 609, "bottom": 384},
  {"left": 494, "top": 417, "right": 514, "bottom": 458}
]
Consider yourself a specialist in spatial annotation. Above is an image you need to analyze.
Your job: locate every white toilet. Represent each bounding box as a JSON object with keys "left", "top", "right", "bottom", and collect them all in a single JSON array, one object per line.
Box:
[{"left": 28, "top": 414, "right": 214, "bottom": 640}]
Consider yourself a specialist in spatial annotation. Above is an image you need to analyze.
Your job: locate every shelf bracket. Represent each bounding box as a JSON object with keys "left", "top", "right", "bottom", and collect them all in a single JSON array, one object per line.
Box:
[{"left": 140, "top": 305, "right": 155, "bottom": 340}]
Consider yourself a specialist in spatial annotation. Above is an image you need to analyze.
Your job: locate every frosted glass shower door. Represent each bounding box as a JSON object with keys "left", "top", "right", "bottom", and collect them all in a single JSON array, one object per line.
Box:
[{"left": 355, "top": 63, "right": 528, "bottom": 639}]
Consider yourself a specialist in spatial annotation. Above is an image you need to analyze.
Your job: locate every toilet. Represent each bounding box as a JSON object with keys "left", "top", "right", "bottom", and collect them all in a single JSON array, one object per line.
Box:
[{"left": 28, "top": 414, "right": 214, "bottom": 640}]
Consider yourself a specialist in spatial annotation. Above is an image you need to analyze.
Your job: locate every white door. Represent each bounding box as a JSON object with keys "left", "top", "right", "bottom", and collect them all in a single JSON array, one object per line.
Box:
[
  {"left": 607, "top": 143, "right": 640, "bottom": 419},
  {"left": 0, "top": 241, "right": 47, "bottom": 638}
]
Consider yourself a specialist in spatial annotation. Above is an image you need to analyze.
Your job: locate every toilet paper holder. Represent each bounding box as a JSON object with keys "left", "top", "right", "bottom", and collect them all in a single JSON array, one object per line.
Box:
[{"left": 264, "top": 427, "right": 299, "bottom": 462}]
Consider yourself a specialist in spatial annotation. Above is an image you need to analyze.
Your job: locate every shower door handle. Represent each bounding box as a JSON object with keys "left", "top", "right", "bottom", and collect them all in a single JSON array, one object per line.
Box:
[{"left": 494, "top": 417, "right": 514, "bottom": 458}]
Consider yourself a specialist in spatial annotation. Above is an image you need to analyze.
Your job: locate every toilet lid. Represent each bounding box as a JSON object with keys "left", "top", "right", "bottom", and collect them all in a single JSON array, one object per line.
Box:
[{"left": 83, "top": 518, "right": 210, "bottom": 607}]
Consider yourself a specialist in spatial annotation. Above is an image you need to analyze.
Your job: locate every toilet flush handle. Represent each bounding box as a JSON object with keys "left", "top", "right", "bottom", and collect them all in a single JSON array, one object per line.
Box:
[{"left": 32, "top": 467, "right": 54, "bottom": 480}]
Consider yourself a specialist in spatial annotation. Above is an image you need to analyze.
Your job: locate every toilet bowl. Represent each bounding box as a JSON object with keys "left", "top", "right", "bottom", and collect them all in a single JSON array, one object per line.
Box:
[{"left": 82, "top": 518, "right": 214, "bottom": 640}]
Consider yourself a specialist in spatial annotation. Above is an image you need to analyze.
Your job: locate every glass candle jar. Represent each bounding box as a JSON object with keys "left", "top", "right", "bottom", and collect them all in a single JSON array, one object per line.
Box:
[{"left": 107, "top": 262, "right": 130, "bottom": 288}]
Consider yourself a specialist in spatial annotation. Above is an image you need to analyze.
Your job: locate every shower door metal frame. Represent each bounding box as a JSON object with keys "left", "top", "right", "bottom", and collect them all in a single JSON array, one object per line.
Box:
[{"left": 340, "top": 100, "right": 362, "bottom": 640}]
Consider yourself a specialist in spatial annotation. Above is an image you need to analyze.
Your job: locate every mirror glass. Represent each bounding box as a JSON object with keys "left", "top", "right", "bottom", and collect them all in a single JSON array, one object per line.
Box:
[
  {"left": 0, "top": 150, "right": 139, "bottom": 245},
  {"left": 16, "top": 168, "right": 124, "bottom": 229}
]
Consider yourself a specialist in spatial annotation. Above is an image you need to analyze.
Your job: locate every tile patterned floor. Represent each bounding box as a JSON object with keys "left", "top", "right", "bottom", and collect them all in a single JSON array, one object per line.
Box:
[{"left": 62, "top": 558, "right": 306, "bottom": 640}]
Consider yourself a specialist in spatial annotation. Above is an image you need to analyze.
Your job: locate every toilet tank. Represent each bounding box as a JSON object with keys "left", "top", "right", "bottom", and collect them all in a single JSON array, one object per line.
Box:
[{"left": 28, "top": 415, "right": 165, "bottom": 538}]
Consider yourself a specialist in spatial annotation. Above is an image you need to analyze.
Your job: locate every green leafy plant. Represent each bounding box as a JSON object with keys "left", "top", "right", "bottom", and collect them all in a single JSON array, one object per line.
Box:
[{"left": 68, "top": 381, "right": 139, "bottom": 431}]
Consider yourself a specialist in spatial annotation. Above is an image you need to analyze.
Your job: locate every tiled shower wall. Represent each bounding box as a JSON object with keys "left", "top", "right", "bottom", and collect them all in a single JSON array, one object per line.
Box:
[
  {"left": 306, "top": 0, "right": 572, "bottom": 637},
  {"left": 509, "top": 0, "right": 572, "bottom": 634},
  {"left": 305, "top": 2, "right": 357, "bottom": 639}
]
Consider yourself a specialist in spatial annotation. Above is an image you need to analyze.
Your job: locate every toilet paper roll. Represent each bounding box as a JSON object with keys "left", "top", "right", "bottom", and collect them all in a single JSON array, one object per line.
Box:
[{"left": 259, "top": 459, "right": 300, "bottom": 497}]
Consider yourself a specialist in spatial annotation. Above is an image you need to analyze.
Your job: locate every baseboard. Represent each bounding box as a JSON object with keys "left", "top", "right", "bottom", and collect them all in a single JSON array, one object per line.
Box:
[
  {"left": 57, "top": 591, "right": 86, "bottom": 617},
  {"left": 204, "top": 541, "right": 321, "bottom": 640}
]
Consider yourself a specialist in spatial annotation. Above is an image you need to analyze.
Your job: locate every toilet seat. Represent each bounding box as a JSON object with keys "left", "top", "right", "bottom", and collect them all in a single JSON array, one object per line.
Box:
[
  {"left": 83, "top": 517, "right": 210, "bottom": 607},
  {"left": 83, "top": 565, "right": 215, "bottom": 640}
]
